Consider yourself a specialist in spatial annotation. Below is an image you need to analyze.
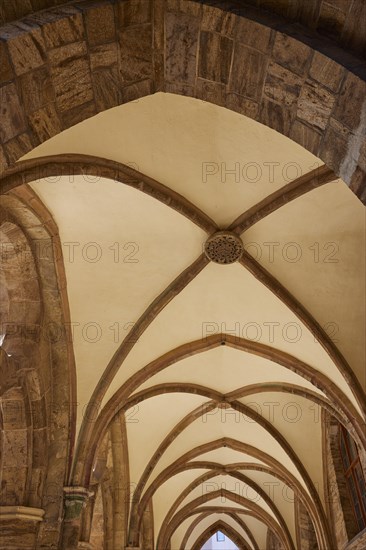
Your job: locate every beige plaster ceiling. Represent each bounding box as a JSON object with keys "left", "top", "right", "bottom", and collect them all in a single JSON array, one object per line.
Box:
[{"left": 19, "top": 92, "right": 365, "bottom": 549}]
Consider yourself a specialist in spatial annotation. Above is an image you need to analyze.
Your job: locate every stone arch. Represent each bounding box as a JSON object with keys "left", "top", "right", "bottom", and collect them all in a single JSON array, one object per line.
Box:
[
  {"left": 0, "top": 189, "right": 76, "bottom": 548},
  {"left": 0, "top": 218, "right": 45, "bottom": 509},
  {"left": 323, "top": 412, "right": 366, "bottom": 547},
  {"left": 82, "top": 334, "right": 365, "bottom": 492},
  {"left": 191, "top": 519, "right": 250, "bottom": 550},
  {"left": 0, "top": 217, "right": 41, "bottom": 361},
  {"left": 159, "top": 489, "right": 290, "bottom": 549},
  {"left": 0, "top": 377, "right": 29, "bottom": 507},
  {"left": 0, "top": 0, "right": 365, "bottom": 201},
  {"left": 180, "top": 510, "right": 259, "bottom": 550}
]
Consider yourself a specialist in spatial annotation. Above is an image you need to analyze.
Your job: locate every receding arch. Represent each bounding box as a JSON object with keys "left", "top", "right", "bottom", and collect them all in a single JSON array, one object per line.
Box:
[
  {"left": 190, "top": 519, "right": 250, "bottom": 550},
  {"left": 179, "top": 511, "right": 259, "bottom": 550},
  {"left": 138, "top": 438, "right": 330, "bottom": 550},
  {"left": 82, "top": 334, "right": 365, "bottom": 490},
  {"left": 144, "top": 467, "right": 293, "bottom": 550},
  {"left": 158, "top": 489, "right": 292, "bottom": 550}
]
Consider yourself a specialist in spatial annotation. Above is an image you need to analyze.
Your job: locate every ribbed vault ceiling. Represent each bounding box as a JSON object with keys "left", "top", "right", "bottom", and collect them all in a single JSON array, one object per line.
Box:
[{"left": 17, "top": 92, "right": 365, "bottom": 549}]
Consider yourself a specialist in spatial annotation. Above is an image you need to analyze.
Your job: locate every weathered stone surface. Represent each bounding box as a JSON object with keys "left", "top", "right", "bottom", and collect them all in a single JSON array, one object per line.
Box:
[
  {"left": 235, "top": 16, "right": 272, "bottom": 53},
  {"left": 30, "top": 397, "right": 47, "bottom": 430},
  {"left": 119, "top": 79, "right": 152, "bottom": 104},
  {"left": 18, "top": 67, "right": 54, "bottom": 114},
  {"left": 273, "top": 32, "right": 312, "bottom": 75},
  {"left": 42, "top": 11, "right": 84, "bottom": 48},
  {"left": 0, "top": 519, "right": 38, "bottom": 549},
  {"left": 84, "top": 3, "right": 115, "bottom": 46},
  {"left": 290, "top": 120, "right": 321, "bottom": 155},
  {"left": 92, "top": 65, "right": 120, "bottom": 111},
  {"left": 296, "top": 498, "right": 318, "bottom": 549},
  {"left": 164, "top": 81, "right": 194, "bottom": 97},
  {"left": 0, "top": 1, "right": 33, "bottom": 26},
  {"left": 28, "top": 104, "right": 62, "bottom": 142},
  {"left": 309, "top": 51, "right": 345, "bottom": 92},
  {"left": 226, "top": 93, "right": 259, "bottom": 120},
  {"left": 48, "top": 41, "right": 94, "bottom": 112},
  {"left": 119, "top": 24, "right": 152, "bottom": 84},
  {"left": 230, "top": 43, "right": 267, "bottom": 100},
  {"left": 201, "top": 5, "right": 236, "bottom": 36},
  {"left": 3, "top": 133, "right": 33, "bottom": 164},
  {"left": 61, "top": 100, "right": 97, "bottom": 129},
  {"left": 0, "top": 146, "right": 8, "bottom": 171},
  {"left": 195, "top": 78, "right": 225, "bottom": 107},
  {"left": 297, "top": 80, "right": 336, "bottom": 130},
  {"left": 166, "top": 0, "right": 201, "bottom": 17},
  {"left": 117, "top": 0, "right": 152, "bottom": 26},
  {"left": 1, "top": 399, "right": 26, "bottom": 429},
  {"left": 165, "top": 12, "right": 199, "bottom": 84},
  {"left": 3, "top": 430, "right": 28, "bottom": 466},
  {"left": 347, "top": 530, "right": 366, "bottom": 550},
  {"left": 318, "top": 1, "right": 347, "bottom": 41},
  {"left": 7, "top": 26, "right": 45, "bottom": 76},
  {"left": 341, "top": 0, "right": 366, "bottom": 57},
  {"left": 0, "top": 41, "right": 13, "bottom": 84},
  {"left": 264, "top": 61, "right": 303, "bottom": 106},
  {"left": 260, "top": 97, "right": 293, "bottom": 136},
  {"left": 333, "top": 73, "right": 366, "bottom": 130},
  {"left": 320, "top": 122, "right": 349, "bottom": 175},
  {"left": 32, "top": 428, "right": 48, "bottom": 468},
  {"left": 0, "top": 83, "right": 27, "bottom": 142},
  {"left": 90, "top": 42, "right": 118, "bottom": 69},
  {"left": 198, "top": 32, "right": 233, "bottom": 85}
]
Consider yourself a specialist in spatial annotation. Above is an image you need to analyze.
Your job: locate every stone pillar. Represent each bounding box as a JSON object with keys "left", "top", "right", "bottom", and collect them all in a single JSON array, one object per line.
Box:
[
  {"left": 0, "top": 506, "right": 44, "bottom": 549},
  {"left": 61, "top": 487, "right": 93, "bottom": 550}
]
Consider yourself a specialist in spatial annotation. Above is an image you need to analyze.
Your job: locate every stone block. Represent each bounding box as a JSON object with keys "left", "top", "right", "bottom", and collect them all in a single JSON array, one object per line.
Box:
[
  {"left": 226, "top": 93, "right": 259, "bottom": 120},
  {"left": 0, "top": 83, "right": 27, "bottom": 142},
  {"left": 334, "top": 73, "right": 366, "bottom": 131},
  {"left": 264, "top": 61, "right": 303, "bottom": 106},
  {"left": 165, "top": 12, "right": 199, "bottom": 84},
  {"left": 297, "top": 80, "right": 336, "bottom": 130},
  {"left": 198, "top": 32, "right": 233, "bottom": 84},
  {"left": 7, "top": 26, "right": 45, "bottom": 76},
  {"left": 28, "top": 105, "right": 62, "bottom": 144},
  {"left": 309, "top": 51, "right": 345, "bottom": 92},
  {"left": 235, "top": 17, "right": 272, "bottom": 53},
  {"left": 260, "top": 97, "right": 294, "bottom": 136},
  {"left": 119, "top": 24, "right": 152, "bottom": 83},
  {"left": 48, "top": 41, "right": 94, "bottom": 112},
  {"left": 118, "top": 0, "right": 152, "bottom": 26},
  {"left": 290, "top": 120, "right": 322, "bottom": 155},
  {"left": 201, "top": 5, "right": 236, "bottom": 36},
  {"left": 0, "top": 41, "right": 13, "bottom": 84},
  {"left": 90, "top": 42, "right": 118, "bottom": 69},
  {"left": 273, "top": 32, "right": 311, "bottom": 76},
  {"left": 92, "top": 65, "right": 120, "bottom": 111},
  {"left": 230, "top": 43, "right": 267, "bottom": 101},
  {"left": 195, "top": 78, "right": 225, "bottom": 107},
  {"left": 0, "top": 146, "right": 8, "bottom": 172},
  {"left": 42, "top": 11, "right": 84, "bottom": 48},
  {"left": 19, "top": 67, "right": 55, "bottom": 114},
  {"left": 3, "top": 132, "right": 33, "bottom": 163},
  {"left": 84, "top": 3, "right": 116, "bottom": 46}
]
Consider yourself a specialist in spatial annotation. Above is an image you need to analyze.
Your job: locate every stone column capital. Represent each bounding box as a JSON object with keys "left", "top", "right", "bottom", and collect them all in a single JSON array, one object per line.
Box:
[{"left": 63, "top": 487, "right": 94, "bottom": 521}]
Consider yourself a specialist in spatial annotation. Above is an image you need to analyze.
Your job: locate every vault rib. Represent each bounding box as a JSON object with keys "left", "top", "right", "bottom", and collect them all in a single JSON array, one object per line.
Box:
[{"left": 227, "top": 165, "right": 336, "bottom": 234}]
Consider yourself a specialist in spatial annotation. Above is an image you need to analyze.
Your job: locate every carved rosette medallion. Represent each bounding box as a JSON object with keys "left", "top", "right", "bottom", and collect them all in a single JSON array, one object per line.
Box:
[{"left": 204, "top": 231, "right": 244, "bottom": 264}]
